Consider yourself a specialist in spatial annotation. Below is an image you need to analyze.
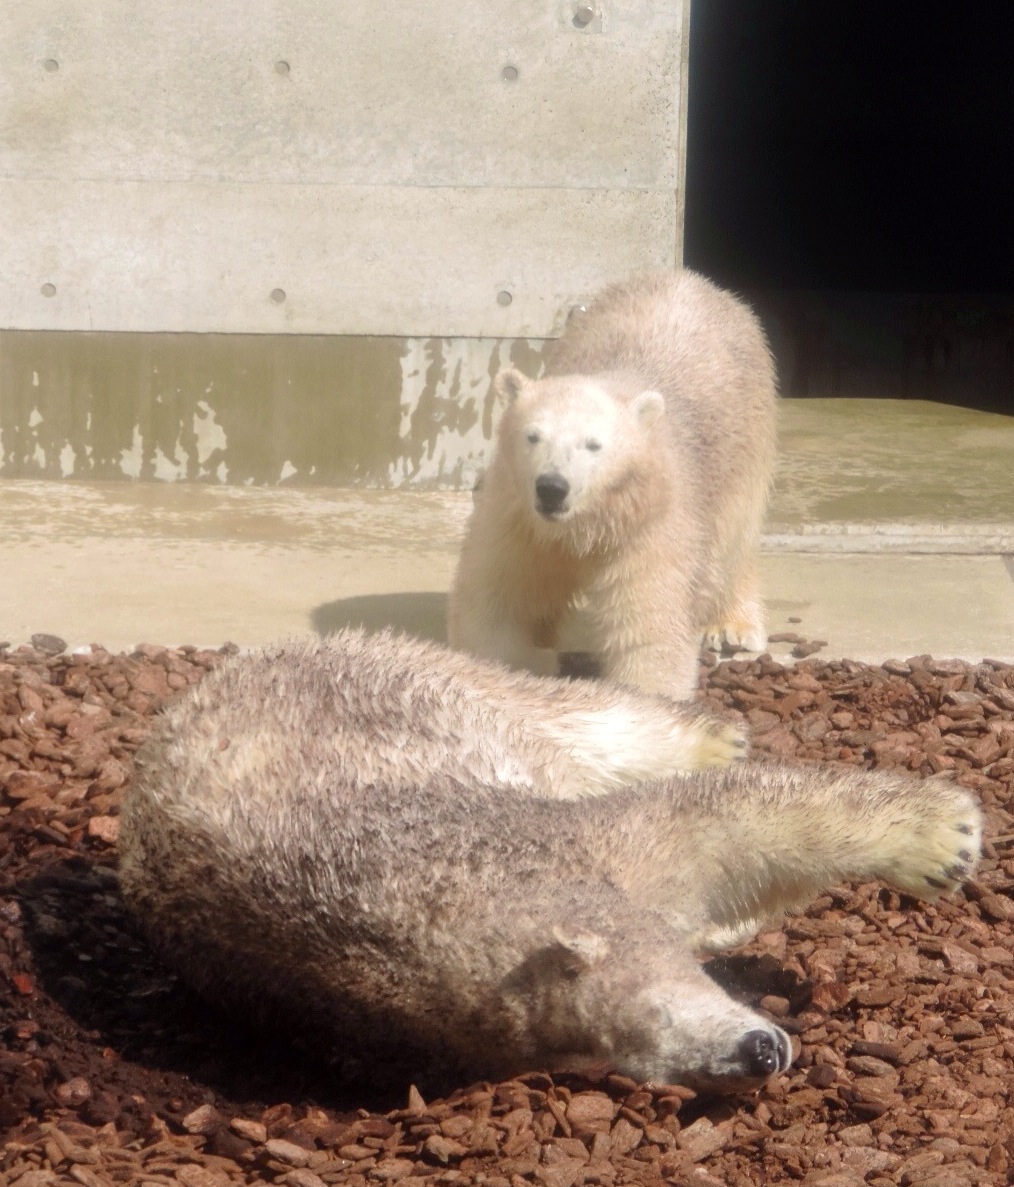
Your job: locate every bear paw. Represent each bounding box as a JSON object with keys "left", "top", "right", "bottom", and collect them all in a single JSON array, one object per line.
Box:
[
  {"left": 687, "top": 715, "right": 750, "bottom": 768},
  {"left": 704, "top": 620, "right": 766, "bottom": 655},
  {"left": 693, "top": 916, "right": 769, "bottom": 955},
  {"left": 882, "top": 784, "right": 983, "bottom": 899}
]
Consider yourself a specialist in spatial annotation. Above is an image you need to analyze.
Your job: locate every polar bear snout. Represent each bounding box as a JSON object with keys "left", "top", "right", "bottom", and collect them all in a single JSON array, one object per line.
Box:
[
  {"left": 739, "top": 1027, "right": 792, "bottom": 1079},
  {"left": 676, "top": 1022, "right": 793, "bottom": 1092},
  {"left": 535, "top": 471, "right": 571, "bottom": 517},
  {"left": 634, "top": 984, "right": 795, "bottom": 1091}
]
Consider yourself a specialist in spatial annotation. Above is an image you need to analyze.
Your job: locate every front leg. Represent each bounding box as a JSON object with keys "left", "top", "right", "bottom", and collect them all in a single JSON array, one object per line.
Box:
[
  {"left": 607, "top": 762, "right": 982, "bottom": 952},
  {"left": 457, "top": 614, "right": 560, "bottom": 677},
  {"left": 703, "top": 557, "right": 767, "bottom": 654},
  {"left": 696, "top": 763, "right": 980, "bottom": 950},
  {"left": 584, "top": 562, "right": 702, "bottom": 700},
  {"left": 448, "top": 547, "right": 567, "bottom": 677}
]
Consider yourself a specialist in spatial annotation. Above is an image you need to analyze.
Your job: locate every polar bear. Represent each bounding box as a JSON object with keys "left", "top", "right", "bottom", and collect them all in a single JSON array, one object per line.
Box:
[
  {"left": 447, "top": 270, "right": 779, "bottom": 698},
  {"left": 118, "top": 629, "right": 982, "bottom": 1094}
]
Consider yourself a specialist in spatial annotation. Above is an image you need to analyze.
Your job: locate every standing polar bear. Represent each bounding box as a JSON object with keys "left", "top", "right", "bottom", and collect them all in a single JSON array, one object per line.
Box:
[
  {"left": 119, "top": 630, "right": 982, "bottom": 1093},
  {"left": 447, "top": 270, "right": 779, "bottom": 698}
]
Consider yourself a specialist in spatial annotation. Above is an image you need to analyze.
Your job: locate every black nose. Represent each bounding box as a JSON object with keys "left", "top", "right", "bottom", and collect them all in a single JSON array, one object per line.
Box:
[
  {"left": 739, "top": 1028, "right": 790, "bottom": 1078},
  {"left": 535, "top": 473, "right": 570, "bottom": 514}
]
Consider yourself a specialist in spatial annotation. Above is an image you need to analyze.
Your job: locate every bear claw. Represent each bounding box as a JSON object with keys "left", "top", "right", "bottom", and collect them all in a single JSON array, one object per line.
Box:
[
  {"left": 691, "top": 719, "right": 750, "bottom": 767},
  {"left": 704, "top": 621, "right": 767, "bottom": 655},
  {"left": 888, "top": 790, "right": 983, "bottom": 899}
]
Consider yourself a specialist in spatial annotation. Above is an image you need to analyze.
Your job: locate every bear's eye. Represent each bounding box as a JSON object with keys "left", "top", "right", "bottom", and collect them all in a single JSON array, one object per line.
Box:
[
  {"left": 526, "top": 430, "right": 541, "bottom": 445},
  {"left": 585, "top": 439, "right": 602, "bottom": 452}
]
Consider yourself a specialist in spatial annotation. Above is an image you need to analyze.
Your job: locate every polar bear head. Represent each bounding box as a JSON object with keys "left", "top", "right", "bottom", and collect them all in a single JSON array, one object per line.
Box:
[
  {"left": 493, "top": 368, "right": 667, "bottom": 538},
  {"left": 512, "top": 925, "right": 793, "bottom": 1093}
]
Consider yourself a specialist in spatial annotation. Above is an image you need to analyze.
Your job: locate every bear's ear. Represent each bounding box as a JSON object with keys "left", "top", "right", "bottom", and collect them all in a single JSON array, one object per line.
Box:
[
  {"left": 550, "top": 924, "right": 609, "bottom": 975},
  {"left": 632, "top": 390, "right": 665, "bottom": 428},
  {"left": 501, "top": 925, "right": 609, "bottom": 995},
  {"left": 494, "top": 368, "right": 528, "bottom": 406}
]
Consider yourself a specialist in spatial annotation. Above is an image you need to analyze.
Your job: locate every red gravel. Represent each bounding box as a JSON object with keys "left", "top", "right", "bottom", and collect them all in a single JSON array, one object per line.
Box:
[{"left": 1, "top": 638, "right": 1013, "bottom": 1187}]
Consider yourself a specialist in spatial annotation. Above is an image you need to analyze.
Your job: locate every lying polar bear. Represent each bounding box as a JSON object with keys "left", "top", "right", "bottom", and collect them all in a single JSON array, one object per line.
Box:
[{"left": 118, "top": 629, "right": 981, "bottom": 1093}]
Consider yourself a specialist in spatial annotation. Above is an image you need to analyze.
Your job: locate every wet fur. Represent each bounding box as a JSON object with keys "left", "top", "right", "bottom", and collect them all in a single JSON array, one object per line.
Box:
[
  {"left": 119, "top": 630, "right": 981, "bottom": 1092},
  {"left": 447, "top": 270, "right": 779, "bottom": 697}
]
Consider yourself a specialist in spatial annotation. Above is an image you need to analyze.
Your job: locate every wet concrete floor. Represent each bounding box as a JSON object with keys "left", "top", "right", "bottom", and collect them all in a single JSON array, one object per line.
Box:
[{"left": 1, "top": 399, "right": 1012, "bottom": 661}]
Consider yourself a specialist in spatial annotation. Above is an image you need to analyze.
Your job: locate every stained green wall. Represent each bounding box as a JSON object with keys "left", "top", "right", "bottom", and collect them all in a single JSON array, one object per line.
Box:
[{"left": 0, "top": 331, "right": 546, "bottom": 489}]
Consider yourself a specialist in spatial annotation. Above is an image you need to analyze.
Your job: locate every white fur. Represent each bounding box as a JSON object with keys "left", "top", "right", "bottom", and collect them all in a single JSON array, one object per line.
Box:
[
  {"left": 119, "top": 629, "right": 982, "bottom": 1094},
  {"left": 448, "top": 270, "right": 779, "bottom": 699}
]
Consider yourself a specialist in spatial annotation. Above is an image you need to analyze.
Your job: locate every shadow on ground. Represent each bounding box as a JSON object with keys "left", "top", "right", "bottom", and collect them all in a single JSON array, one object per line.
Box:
[
  {"left": 12, "top": 847, "right": 803, "bottom": 1135},
  {"left": 311, "top": 591, "right": 449, "bottom": 644},
  {"left": 12, "top": 854, "right": 410, "bottom": 1125}
]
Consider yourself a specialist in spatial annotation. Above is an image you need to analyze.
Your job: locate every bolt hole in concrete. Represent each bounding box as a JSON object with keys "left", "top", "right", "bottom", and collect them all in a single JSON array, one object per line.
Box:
[
  {"left": 43, "top": 58, "right": 59, "bottom": 72},
  {"left": 496, "top": 290, "right": 513, "bottom": 307},
  {"left": 501, "top": 64, "right": 519, "bottom": 82},
  {"left": 573, "top": 5, "right": 595, "bottom": 27},
  {"left": 275, "top": 60, "right": 290, "bottom": 75},
  {"left": 40, "top": 283, "right": 56, "bottom": 298},
  {"left": 269, "top": 288, "right": 286, "bottom": 304}
]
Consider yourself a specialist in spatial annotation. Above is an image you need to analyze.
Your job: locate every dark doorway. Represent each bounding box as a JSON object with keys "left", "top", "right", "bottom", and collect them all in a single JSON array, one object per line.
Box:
[{"left": 684, "top": 1, "right": 1014, "bottom": 411}]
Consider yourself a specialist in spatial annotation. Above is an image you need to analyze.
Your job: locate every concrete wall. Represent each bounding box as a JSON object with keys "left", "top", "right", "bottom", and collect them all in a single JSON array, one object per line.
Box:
[
  {"left": 1, "top": 0, "right": 688, "bottom": 339},
  {"left": 0, "top": 1, "right": 689, "bottom": 487}
]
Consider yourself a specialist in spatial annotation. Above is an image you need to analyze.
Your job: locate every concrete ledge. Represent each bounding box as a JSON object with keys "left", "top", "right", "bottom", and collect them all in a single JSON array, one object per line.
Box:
[
  {"left": 2, "top": 479, "right": 1012, "bottom": 663},
  {"left": 763, "top": 523, "right": 1014, "bottom": 554},
  {"left": 759, "top": 553, "right": 1014, "bottom": 666}
]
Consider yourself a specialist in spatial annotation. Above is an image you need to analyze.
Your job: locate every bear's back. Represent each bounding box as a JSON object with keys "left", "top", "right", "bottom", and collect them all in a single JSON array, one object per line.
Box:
[{"left": 545, "top": 271, "right": 773, "bottom": 413}]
